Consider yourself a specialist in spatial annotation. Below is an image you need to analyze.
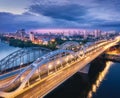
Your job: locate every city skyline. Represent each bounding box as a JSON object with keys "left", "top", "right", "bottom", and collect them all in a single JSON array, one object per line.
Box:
[{"left": 0, "top": 0, "right": 120, "bottom": 32}]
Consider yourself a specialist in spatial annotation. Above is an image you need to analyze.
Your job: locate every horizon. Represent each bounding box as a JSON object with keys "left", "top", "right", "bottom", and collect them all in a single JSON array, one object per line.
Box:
[{"left": 2, "top": 28, "right": 118, "bottom": 34}]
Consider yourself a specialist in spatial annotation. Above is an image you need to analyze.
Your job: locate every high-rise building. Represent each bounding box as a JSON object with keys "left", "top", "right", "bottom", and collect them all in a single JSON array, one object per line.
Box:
[
  {"left": 16, "top": 29, "right": 26, "bottom": 37},
  {"left": 94, "top": 30, "right": 101, "bottom": 38},
  {"left": 83, "top": 30, "right": 87, "bottom": 39},
  {"left": 29, "top": 32, "right": 34, "bottom": 41}
]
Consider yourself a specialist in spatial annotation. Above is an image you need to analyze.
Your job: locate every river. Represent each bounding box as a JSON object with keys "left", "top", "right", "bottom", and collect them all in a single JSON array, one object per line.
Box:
[
  {"left": 92, "top": 62, "right": 120, "bottom": 98},
  {"left": 0, "top": 42, "right": 20, "bottom": 60},
  {"left": 0, "top": 42, "right": 120, "bottom": 98},
  {"left": 45, "top": 58, "right": 120, "bottom": 98}
]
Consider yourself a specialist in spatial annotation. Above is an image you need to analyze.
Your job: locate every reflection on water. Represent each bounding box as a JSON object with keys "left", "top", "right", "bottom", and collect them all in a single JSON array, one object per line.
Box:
[
  {"left": 45, "top": 57, "right": 116, "bottom": 98},
  {"left": 87, "top": 61, "right": 113, "bottom": 98},
  {"left": 1, "top": 42, "right": 117, "bottom": 98}
]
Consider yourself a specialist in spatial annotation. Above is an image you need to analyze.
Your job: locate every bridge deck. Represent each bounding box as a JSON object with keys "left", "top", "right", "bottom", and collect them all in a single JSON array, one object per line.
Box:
[
  {"left": 0, "top": 38, "right": 118, "bottom": 98},
  {"left": 15, "top": 47, "right": 105, "bottom": 98}
]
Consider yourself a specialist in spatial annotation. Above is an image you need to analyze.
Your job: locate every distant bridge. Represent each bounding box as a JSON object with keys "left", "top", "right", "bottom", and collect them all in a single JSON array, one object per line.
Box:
[
  {"left": 0, "top": 36, "right": 119, "bottom": 98},
  {"left": 0, "top": 47, "right": 51, "bottom": 74},
  {"left": 59, "top": 41, "right": 80, "bottom": 51}
]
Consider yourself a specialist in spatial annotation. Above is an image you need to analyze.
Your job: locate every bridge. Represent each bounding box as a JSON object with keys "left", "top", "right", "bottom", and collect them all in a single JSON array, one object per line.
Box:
[
  {"left": 0, "top": 37, "right": 119, "bottom": 98},
  {"left": 0, "top": 47, "right": 51, "bottom": 75}
]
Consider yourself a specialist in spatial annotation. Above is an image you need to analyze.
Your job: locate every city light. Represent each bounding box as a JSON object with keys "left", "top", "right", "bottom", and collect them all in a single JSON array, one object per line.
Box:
[
  {"left": 0, "top": 0, "right": 120, "bottom": 97},
  {"left": 87, "top": 61, "right": 113, "bottom": 98}
]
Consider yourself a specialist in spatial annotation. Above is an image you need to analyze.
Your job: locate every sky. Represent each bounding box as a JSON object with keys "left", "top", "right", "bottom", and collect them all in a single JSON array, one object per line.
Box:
[{"left": 0, "top": 0, "right": 120, "bottom": 32}]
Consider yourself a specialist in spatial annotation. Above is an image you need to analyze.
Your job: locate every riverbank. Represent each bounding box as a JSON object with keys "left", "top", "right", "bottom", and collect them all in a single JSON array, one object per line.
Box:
[
  {"left": 45, "top": 58, "right": 119, "bottom": 98},
  {"left": 1, "top": 37, "right": 57, "bottom": 50},
  {"left": 106, "top": 50, "right": 120, "bottom": 55},
  {"left": 105, "top": 54, "right": 120, "bottom": 62},
  {"left": 105, "top": 49, "right": 120, "bottom": 62}
]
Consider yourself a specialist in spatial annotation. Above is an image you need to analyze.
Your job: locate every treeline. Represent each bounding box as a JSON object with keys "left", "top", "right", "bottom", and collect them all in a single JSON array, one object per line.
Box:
[
  {"left": 1, "top": 36, "right": 88, "bottom": 50},
  {"left": 9, "top": 38, "right": 57, "bottom": 50},
  {"left": 0, "top": 36, "right": 57, "bottom": 50},
  {"left": 9, "top": 38, "right": 37, "bottom": 48}
]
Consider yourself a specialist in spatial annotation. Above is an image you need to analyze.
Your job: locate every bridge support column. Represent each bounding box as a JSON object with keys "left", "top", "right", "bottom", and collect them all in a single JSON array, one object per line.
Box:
[
  {"left": 79, "top": 63, "right": 90, "bottom": 74},
  {"left": 60, "top": 58, "right": 63, "bottom": 69},
  {"left": 12, "top": 60, "right": 15, "bottom": 70},
  {"left": 47, "top": 67, "right": 49, "bottom": 75},
  {"left": 59, "top": 54, "right": 63, "bottom": 69},
  {"left": 27, "top": 80, "right": 30, "bottom": 86},
  {"left": 0, "top": 62, "right": 1, "bottom": 74},
  {"left": 47, "top": 63, "right": 51, "bottom": 75},
  {"left": 20, "top": 56, "right": 22, "bottom": 65},
  {"left": 33, "top": 51, "right": 35, "bottom": 61},
  {"left": 38, "top": 68, "right": 41, "bottom": 79},
  {"left": 82, "top": 47, "right": 85, "bottom": 58},
  {"left": 22, "top": 56, "right": 24, "bottom": 64},
  {"left": 39, "top": 50, "right": 42, "bottom": 57},
  {"left": 27, "top": 53, "right": 30, "bottom": 63},
  {"left": 54, "top": 60, "right": 57, "bottom": 72},
  {"left": 94, "top": 44, "right": 97, "bottom": 52}
]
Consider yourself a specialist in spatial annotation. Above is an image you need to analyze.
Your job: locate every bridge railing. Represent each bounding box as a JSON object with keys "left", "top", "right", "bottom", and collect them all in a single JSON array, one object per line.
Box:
[
  {"left": 0, "top": 37, "right": 119, "bottom": 97},
  {"left": 0, "top": 49, "right": 75, "bottom": 93}
]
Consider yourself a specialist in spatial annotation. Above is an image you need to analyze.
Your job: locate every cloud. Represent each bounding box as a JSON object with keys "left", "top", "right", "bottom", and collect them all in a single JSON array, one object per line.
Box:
[
  {"left": 0, "top": 11, "right": 92, "bottom": 32},
  {"left": 0, "top": 0, "right": 120, "bottom": 32},
  {"left": 29, "top": 3, "right": 88, "bottom": 21},
  {"left": 0, "top": 12, "right": 54, "bottom": 32},
  {"left": 28, "top": 0, "right": 120, "bottom": 28}
]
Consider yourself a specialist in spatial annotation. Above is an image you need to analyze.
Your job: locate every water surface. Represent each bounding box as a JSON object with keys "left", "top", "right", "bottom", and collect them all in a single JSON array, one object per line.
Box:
[
  {"left": 45, "top": 60, "right": 120, "bottom": 98},
  {"left": 0, "top": 42, "right": 20, "bottom": 60}
]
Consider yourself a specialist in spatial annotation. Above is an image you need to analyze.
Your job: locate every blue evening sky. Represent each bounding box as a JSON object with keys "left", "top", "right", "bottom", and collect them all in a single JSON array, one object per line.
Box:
[{"left": 0, "top": 0, "right": 120, "bottom": 32}]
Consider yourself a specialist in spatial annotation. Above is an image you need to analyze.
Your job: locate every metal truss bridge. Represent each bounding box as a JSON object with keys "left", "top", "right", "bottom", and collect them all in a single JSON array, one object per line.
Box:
[{"left": 0, "top": 37, "right": 119, "bottom": 98}]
